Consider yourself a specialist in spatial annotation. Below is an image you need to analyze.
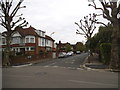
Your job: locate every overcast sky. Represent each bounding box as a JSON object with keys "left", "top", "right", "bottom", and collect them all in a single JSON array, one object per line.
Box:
[{"left": 0, "top": 0, "right": 110, "bottom": 44}]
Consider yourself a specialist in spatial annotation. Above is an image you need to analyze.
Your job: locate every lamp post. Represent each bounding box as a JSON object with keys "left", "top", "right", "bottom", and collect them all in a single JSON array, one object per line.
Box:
[{"left": 50, "top": 32, "right": 55, "bottom": 37}]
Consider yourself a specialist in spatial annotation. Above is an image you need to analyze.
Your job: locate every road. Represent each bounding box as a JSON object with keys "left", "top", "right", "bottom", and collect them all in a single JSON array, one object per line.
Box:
[
  {"left": 2, "top": 53, "right": 118, "bottom": 88},
  {"left": 33, "top": 53, "right": 88, "bottom": 69}
]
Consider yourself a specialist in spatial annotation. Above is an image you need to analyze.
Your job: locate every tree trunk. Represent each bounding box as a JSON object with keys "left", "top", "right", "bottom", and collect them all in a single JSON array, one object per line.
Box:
[
  {"left": 3, "top": 36, "right": 11, "bottom": 66},
  {"left": 109, "top": 24, "right": 120, "bottom": 70}
]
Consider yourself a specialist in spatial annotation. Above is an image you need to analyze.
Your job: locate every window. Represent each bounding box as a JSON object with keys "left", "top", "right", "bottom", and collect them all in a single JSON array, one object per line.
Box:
[
  {"left": 26, "top": 38, "right": 29, "bottom": 43},
  {"left": 25, "top": 36, "right": 35, "bottom": 43},
  {"left": 16, "top": 37, "right": 20, "bottom": 44},
  {"left": 30, "top": 47, "right": 35, "bottom": 51},
  {"left": 26, "top": 47, "right": 29, "bottom": 51},
  {"left": 2, "top": 38, "right": 6, "bottom": 44},
  {"left": 46, "top": 40, "right": 48, "bottom": 45},
  {"left": 30, "top": 38, "right": 34, "bottom": 43},
  {"left": 42, "top": 38, "right": 45, "bottom": 46},
  {"left": 12, "top": 38, "right": 15, "bottom": 44}
]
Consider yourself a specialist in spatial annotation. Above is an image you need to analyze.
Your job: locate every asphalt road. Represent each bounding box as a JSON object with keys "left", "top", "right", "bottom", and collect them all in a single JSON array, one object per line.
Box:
[
  {"left": 2, "top": 53, "right": 118, "bottom": 88},
  {"left": 33, "top": 53, "right": 88, "bottom": 69}
]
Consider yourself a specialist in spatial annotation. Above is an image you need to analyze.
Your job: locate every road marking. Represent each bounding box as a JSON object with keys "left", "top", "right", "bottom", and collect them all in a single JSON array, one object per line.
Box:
[
  {"left": 69, "top": 80, "right": 118, "bottom": 87},
  {"left": 77, "top": 68, "right": 84, "bottom": 70},
  {"left": 43, "top": 66, "right": 85, "bottom": 71},
  {"left": 12, "top": 63, "right": 32, "bottom": 68},
  {"left": 44, "top": 66, "right": 49, "bottom": 67},
  {"left": 53, "top": 66, "right": 59, "bottom": 68}
]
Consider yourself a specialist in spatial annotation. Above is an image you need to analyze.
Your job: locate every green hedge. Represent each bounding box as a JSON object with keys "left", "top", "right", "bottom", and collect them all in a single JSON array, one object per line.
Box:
[{"left": 100, "top": 43, "right": 111, "bottom": 65}]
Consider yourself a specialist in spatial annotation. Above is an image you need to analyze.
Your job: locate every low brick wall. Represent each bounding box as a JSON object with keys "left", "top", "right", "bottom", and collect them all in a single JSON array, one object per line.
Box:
[{"left": 10, "top": 52, "right": 53, "bottom": 64}]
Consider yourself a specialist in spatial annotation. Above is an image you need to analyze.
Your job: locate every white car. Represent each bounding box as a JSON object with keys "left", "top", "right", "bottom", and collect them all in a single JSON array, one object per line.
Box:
[
  {"left": 58, "top": 52, "right": 67, "bottom": 58},
  {"left": 66, "top": 51, "right": 74, "bottom": 56},
  {"left": 76, "top": 51, "right": 81, "bottom": 54}
]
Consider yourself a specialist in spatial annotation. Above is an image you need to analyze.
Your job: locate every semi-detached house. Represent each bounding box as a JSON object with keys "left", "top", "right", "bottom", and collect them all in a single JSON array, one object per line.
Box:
[{"left": 1, "top": 26, "right": 55, "bottom": 55}]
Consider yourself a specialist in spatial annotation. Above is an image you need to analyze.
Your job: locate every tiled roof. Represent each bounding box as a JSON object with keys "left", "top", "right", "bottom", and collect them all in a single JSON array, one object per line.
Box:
[
  {"left": 17, "top": 26, "right": 39, "bottom": 37},
  {"left": 16, "top": 26, "right": 55, "bottom": 41},
  {"left": 45, "top": 35, "right": 54, "bottom": 41}
]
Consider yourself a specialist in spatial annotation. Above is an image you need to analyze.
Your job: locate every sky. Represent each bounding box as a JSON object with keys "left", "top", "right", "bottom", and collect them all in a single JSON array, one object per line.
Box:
[{"left": 0, "top": 0, "right": 109, "bottom": 44}]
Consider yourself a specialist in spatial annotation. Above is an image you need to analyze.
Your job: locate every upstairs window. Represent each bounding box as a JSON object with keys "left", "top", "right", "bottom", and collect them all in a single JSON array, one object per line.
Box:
[
  {"left": 26, "top": 38, "right": 29, "bottom": 43},
  {"left": 25, "top": 36, "right": 35, "bottom": 43},
  {"left": 41, "top": 38, "right": 45, "bottom": 46},
  {"left": 46, "top": 40, "right": 48, "bottom": 45},
  {"left": 30, "top": 38, "right": 34, "bottom": 43},
  {"left": 2, "top": 38, "right": 6, "bottom": 45}
]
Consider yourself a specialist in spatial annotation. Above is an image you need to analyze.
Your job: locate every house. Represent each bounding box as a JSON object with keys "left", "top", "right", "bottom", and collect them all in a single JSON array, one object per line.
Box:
[
  {"left": 72, "top": 42, "right": 85, "bottom": 53},
  {"left": 1, "top": 26, "right": 55, "bottom": 56},
  {"left": 56, "top": 41, "right": 85, "bottom": 54},
  {"left": 56, "top": 41, "right": 72, "bottom": 52}
]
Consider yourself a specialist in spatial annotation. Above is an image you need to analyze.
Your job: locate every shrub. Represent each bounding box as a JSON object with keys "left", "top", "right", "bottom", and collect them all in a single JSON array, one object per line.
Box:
[
  {"left": 39, "top": 50, "right": 44, "bottom": 56},
  {"left": 16, "top": 52, "right": 23, "bottom": 56},
  {"left": 100, "top": 43, "right": 111, "bottom": 65}
]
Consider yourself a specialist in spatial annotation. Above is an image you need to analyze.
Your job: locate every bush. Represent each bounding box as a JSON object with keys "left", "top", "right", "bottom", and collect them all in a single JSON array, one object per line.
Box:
[
  {"left": 100, "top": 43, "right": 111, "bottom": 65},
  {"left": 16, "top": 52, "right": 23, "bottom": 56},
  {"left": 39, "top": 50, "right": 44, "bottom": 56}
]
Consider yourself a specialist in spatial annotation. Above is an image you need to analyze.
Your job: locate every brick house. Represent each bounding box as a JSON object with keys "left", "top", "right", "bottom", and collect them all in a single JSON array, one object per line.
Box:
[
  {"left": 56, "top": 41, "right": 85, "bottom": 54},
  {"left": 1, "top": 26, "right": 55, "bottom": 56},
  {"left": 56, "top": 41, "right": 72, "bottom": 55}
]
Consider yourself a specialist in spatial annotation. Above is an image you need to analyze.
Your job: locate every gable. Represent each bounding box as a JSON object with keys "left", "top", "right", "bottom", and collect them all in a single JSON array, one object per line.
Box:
[{"left": 12, "top": 31, "right": 21, "bottom": 37}]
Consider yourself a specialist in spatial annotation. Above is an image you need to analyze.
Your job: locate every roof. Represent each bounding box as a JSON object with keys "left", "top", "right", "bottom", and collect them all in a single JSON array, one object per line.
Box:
[
  {"left": 17, "top": 26, "right": 39, "bottom": 37},
  {"left": 56, "top": 42, "right": 71, "bottom": 48},
  {"left": 45, "top": 35, "right": 54, "bottom": 41}
]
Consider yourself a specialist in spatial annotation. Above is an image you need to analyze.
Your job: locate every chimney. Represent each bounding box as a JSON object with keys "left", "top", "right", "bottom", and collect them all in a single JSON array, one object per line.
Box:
[{"left": 59, "top": 41, "right": 61, "bottom": 44}]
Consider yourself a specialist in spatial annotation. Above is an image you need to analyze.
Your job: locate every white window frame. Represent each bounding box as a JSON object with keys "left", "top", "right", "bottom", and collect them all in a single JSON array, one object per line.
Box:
[
  {"left": 25, "top": 36, "right": 35, "bottom": 43},
  {"left": 2, "top": 38, "right": 6, "bottom": 45}
]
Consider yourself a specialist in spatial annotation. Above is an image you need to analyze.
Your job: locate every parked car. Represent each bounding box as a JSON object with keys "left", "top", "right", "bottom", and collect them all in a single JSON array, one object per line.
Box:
[
  {"left": 66, "top": 52, "right": 72, "bottom": 56},
  {"left": 76, "top": 51, "right": 81, "bottom": 54},
  {"left": 66, "top": 51, "right": 74, "bottom": 56},
  {"left": 58, "top": 52, "right": 67, "bottom": 58}
]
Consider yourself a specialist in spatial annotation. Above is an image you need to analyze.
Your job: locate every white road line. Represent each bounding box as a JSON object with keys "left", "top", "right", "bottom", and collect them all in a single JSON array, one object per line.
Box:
[
  {"left": 60, "top": 67, "right": 66, "bottom": 69},
  {"left": 77, "top": 68, "right": 84, "bottom": 70},
  {"left": 12, "top": 63, "right": 32, "bottom": 68},
  {"left": 53, "top": 66, "right": 59, "bottom": 68},
  {"left": 44, "top": 66, "right": 49, "bottom": 67},
  {"left": 69, "top": 80, "right": 118, "bottom": 87}
]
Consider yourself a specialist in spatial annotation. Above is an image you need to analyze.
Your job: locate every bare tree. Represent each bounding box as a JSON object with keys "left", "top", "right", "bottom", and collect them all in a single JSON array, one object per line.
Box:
[
  {"left": 0, "top": 0, "right": 28, "bottom": 66},
  {"left": 89, "top": 0, "right": 120, "bottom": 70},
  {"left": 75, "top": 13, "right": 98, "bottom": 55}
]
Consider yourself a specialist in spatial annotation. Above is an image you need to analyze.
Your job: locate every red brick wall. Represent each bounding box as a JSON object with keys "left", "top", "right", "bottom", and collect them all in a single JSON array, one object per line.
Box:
[{"left": 35, "top": 37, "right": 39, "bottom": 55}]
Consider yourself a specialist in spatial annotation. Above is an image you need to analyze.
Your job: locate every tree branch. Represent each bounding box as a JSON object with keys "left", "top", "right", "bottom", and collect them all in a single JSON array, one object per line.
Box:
[
  {"left": 75, "top": 22, "right": 87, "bottom": 35},
  {"left": 10, "top": 0, "right": 24, "bottom": 17},
  {"left": 76, "top": 29, "right": 85, "bottom": 35},
  {"left": 96, "top": 21, "right": 108, "bottom": 27},
  {"left": 88, "top": 1, "right": 104, "bottom": 12}
]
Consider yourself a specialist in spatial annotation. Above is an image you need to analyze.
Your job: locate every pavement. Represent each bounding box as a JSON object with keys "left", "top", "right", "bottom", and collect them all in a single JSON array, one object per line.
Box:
[
  {"left": 81, "top": 54, "right": 120, "bottom": 72},
  {"left": 4, "top": 58, "right": 53, "bottom": 68}
]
